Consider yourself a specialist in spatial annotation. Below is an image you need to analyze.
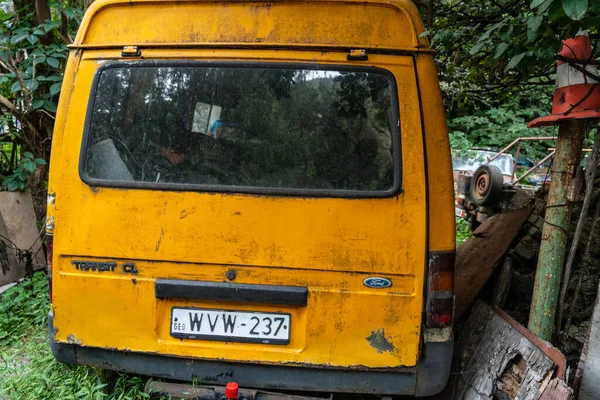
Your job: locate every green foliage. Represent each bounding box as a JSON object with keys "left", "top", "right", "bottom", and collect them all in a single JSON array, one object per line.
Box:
[
  {"left": 0, "top": 329, "right": 151, "bottom": 399},
  {"left": 0, "top": 271, "right": 48, "bottom": 346},
  {"left": 0, "top": 0, "right": 83, "bottom": 190},
  {"left": 2, "top": 151, "right": 46, "bottom": 191},
  {"left": 0, "top": 272, "right": 153, "bottom": 399},
  {"left": 447, "top": 86, "right": 558, "bottom": 160},
  {"left": 456, "top": 216, "right": 471, "bottom": 246},
  {"left": 430, "top": 0, "right": 600, "bottom": 111},
  {"left": 0, "top": 6, "right": 71, "bottom": 113}
]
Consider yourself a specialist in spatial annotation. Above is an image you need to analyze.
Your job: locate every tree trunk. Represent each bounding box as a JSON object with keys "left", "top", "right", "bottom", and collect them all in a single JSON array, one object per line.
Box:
[{"left": 35, "top": 0, "right": 53, "bottom": 45}]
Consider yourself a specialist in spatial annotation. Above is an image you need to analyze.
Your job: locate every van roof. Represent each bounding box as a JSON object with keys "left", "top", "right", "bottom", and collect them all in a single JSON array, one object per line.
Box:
[{"left": 72, "top": 0, "right": 430, "bottom": 53}]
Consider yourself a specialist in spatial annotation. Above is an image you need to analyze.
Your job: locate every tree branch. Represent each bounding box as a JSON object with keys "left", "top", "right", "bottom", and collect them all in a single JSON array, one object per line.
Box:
[
  {"left": 59, "top": 11, "right": 73, "bottom": 45},
  {"left": 0, "top": 94, "right": 42, "bottom": 153},
  {"left": 8, "top": 53, "right": 32, "bottom": 109}
]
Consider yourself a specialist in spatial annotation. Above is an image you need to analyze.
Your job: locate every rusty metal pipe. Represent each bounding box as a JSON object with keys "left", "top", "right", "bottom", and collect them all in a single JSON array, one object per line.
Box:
[
  {"left": 513, "top": 141, "right": 522, "bottom": 181},
  {"left": 485, "top": 137, "right": 557, "bottom": 164},
  {"left": 485, "top": 138, "right": 521, "bottom": 164},
  {"left": 514, "top": 151, "right": 556, "bottom": 184},
  {"left": 528, "top": 120, "right": 585, "bottom": 340}
]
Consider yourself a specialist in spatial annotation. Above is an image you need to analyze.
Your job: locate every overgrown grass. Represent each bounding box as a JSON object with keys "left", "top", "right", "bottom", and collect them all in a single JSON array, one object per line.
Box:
[{"left": 0, "top": 272, "right": 149, "bottom": 399}]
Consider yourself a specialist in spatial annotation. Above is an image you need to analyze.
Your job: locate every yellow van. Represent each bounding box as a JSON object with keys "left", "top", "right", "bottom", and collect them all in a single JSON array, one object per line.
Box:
[{"left": 46, "top": 0, "right": 455, "bottom": 396}]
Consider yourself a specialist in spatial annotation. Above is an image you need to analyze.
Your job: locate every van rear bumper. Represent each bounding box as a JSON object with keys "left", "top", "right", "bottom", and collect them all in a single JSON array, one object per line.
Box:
[{"left": 48, "top": 312, "right": 452, "bottom": 396}]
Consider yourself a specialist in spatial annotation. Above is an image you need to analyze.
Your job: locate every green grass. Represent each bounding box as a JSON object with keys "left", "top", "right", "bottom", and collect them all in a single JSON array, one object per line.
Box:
[{"left": 0, "top": 272, "right": 149, "bottom": 400}]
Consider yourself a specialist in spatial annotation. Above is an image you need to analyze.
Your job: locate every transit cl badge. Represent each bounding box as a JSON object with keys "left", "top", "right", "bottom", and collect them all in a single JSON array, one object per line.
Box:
[{"left": 363, "top": 277, "right": 392, "bottom": 288}]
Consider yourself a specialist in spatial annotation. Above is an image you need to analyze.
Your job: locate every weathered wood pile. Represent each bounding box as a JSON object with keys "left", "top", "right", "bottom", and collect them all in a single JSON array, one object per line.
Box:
[{"left": 447, "top": 178, "right": 600, "bottom": 400}]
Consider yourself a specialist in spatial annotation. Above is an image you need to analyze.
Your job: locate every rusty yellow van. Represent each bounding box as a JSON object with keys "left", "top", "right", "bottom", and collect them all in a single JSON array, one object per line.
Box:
[{"left": 46, "top": 0, "right": 455, "bottom": 396}]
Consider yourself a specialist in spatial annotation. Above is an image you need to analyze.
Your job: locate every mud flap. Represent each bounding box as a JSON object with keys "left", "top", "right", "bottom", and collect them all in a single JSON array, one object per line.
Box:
[{"left": 415, "top": 335, "right": 454, "bottom": 397}]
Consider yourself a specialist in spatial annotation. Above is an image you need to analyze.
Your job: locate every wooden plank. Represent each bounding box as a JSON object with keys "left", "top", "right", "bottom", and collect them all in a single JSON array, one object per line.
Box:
[
  {"left": 455, "top": 207, "right": 533, "bottom": 319},
  {"left": 539, "top": 379, "right": 573, "bottom": 400},
  {"left": 455, "top": 301, "right": 555, "bottom": 400},
  {"left": 495, "top": 307, "right": 567, "bottom": 380},
  {"left": 577, "top": 283, "right": 600, "bottom": 399}
]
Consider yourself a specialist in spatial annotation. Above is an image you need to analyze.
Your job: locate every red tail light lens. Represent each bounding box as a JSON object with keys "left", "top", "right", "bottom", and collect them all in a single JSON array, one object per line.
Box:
[
  {"left": 46, "top": 233, "right": 53, "bottom": 303},
  {"left": 426, "top": 251, "right": 455, "bottom": 328}
]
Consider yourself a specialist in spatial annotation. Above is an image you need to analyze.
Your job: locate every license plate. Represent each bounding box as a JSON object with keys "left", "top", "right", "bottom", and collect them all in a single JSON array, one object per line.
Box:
[
  {"left": 455, "top": 207, "right": 466, "bottom": 218},
  {"left": 170, "top": 307, "right": 291, "bottom": 344}
]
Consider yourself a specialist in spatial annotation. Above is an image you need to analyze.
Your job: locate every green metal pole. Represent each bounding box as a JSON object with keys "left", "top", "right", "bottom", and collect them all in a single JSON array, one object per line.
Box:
[{"left": 528, "top": 120, "right": 585, "bottom": 341}]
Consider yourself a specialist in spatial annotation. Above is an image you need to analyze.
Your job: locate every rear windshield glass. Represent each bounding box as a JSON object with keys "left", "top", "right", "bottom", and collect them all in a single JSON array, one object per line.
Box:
[{"left": 82, "top": 64, "right": 398, "bottom": 194}]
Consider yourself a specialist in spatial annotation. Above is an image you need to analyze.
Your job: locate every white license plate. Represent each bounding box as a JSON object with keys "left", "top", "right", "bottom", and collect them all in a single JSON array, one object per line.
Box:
[
  {"left": 170, "top": 307, "right": 291, "bottom": 344},
  {"left": 455, "top": 207, "right": 466, "bottom": 218}
]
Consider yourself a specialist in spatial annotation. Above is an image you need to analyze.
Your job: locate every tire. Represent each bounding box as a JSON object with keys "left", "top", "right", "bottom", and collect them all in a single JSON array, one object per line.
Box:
[{"left": 469, "top": 164, "right": 504, "bottom": 206}]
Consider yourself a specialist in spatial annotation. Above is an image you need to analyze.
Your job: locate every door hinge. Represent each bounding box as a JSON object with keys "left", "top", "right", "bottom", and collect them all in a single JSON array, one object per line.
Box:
[
  {"left": 122, "top": 46, "right": 141, "bottom": 57},
  {"left": 347, "top": 49, "right": 368, "bottom": 61}
]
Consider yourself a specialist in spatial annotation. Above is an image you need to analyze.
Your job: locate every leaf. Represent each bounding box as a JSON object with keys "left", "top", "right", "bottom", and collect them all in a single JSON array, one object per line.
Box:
[
  {"left": 23, "top": 151, "right": 34, "bottom": 159},
  {"left": 494, "top": 43, "right": 510, "bottom": 59},
  {"left": 530, "top": 0, "right": 546, "bottom": 8},
  {"left": 43, "top": 101, "right": 57, "bottom": 113},
  {"left": 49, "top": 82, "right": 62, "bottom": 96},
  {"left": 504, "top": 52, "right": 527, "bottom": 72},
  {"left": 548, "top": 0, "right": 567, "bottom": 20},
  {"left": 10, "top": 81, "right": 21, "bottom": 93},
  {"left": 10, "top": 33, "right": 28, "bottom": 44},
  {"left": 6, "top": 180, "right": 22, "bottom": 192},
  {"left": 470, "top": 41, "right": 486, "bottom": 55},
  {"left": 64, "top": 8, "right": 76, "bottom": 19},
  {"left": 25, "top": 79, "right": 39, "bottom": 91},
  {"left": 46, "top": 75, "right": 63, "bottom": 82},
  {"left": 41, "top": 23, "right": 55, "bottom": 32},
  {"left": 22, "top": 160, "right": 36, "bottom": 173},
  {"left": 537, "top": 0, "right": 554, "bottom": 12},
  {"left": 499, "top": 25, "right": 514, "bottom": 42},
  {"left": 32, "top": 99, "right": 44, "bottom": 109},
  {"left": 563, "top": 0, "right": 589, "bottom": 20},
  {"left": 26, "top": 34, "right": 38, "bottom": 45},
  {"left": 34, "top": 158, "right": 47, "bottom": 165},
  {"left": 46, "top": 57, "right": 60, "bottom": 69},
  {"left": 480, "top": 22, "right": 503, "bottom": 41},
  {"left": 527, "top": 15, "right": 544, "bottom": 41}
]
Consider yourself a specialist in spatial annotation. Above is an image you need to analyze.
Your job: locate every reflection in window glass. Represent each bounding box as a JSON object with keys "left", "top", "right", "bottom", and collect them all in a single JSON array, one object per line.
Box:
[{"left": 84, "top": 65, "right": 397, "bottom": 192}]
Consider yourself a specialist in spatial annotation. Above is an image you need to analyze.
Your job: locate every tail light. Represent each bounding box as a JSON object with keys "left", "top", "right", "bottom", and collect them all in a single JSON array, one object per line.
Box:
[{"left": 425, "top": 251, "right": 455, "bottom": 329}]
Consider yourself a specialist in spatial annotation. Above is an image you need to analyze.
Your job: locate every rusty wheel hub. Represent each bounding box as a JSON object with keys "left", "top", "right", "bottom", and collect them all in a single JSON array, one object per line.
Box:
[{"left": 473, "top": 171, "right": 490, "bottom": 200}]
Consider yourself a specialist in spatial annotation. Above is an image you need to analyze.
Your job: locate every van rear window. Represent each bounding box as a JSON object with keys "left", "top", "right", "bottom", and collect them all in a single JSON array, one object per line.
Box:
[{"left": 82, "top": 63, "right": 399, "bottom": 195}]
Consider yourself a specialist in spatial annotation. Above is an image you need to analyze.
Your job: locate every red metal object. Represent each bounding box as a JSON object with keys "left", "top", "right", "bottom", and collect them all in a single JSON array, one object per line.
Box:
[
  {"left": 529, "top": 31, "right": 600, "bottom": 128},
  {"left": 226, "top": 382, "right": 239, "bottom": 399}
]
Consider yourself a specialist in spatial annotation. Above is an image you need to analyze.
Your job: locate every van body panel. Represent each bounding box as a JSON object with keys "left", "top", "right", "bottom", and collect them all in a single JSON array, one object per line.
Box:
[
  {"left": 50, "top": 51, "right": 427, "bottom": 369},
  {"left": 48, "top": 0, "right": 454, "bottom": 395},
  {"left": 415, "top": 55, "right": 455, "bottom": 253},
  {"left": 74, "top": 0, "right": 428, "bottom": 51}
]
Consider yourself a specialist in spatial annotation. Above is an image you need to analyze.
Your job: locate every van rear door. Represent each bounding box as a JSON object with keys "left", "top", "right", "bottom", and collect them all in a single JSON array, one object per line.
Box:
[{"left": 48, "top": 0, "right": 429, "bottom": 372}]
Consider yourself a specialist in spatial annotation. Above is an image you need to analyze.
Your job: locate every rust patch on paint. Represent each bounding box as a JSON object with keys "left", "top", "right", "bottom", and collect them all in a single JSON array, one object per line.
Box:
[
  {"left": 366, "top": 328, "right": 394, "bottom": 354},
  {"left": 179, "top": 207, "right": 197, "bottom": 219},
  {"left": 66, "top": 334, "right": 82, "bottom": 345},
  {"left": 155, "top": 227, "right": 164, "bottom": 251}
]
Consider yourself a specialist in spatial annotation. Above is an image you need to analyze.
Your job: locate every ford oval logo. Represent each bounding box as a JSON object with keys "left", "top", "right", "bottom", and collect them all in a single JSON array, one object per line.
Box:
[{"left": 363, "top": 277, "right": 392, "bottom": 288}]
